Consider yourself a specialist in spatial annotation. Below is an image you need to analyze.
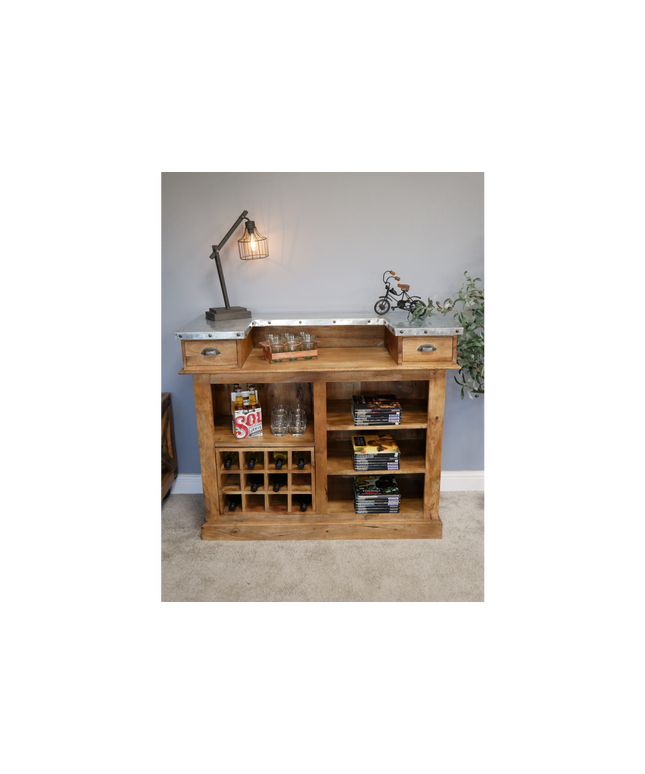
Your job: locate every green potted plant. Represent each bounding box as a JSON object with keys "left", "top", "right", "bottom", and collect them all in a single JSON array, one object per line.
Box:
[{"left": 411, "top": 271, "right": 484, "bottom": 399}]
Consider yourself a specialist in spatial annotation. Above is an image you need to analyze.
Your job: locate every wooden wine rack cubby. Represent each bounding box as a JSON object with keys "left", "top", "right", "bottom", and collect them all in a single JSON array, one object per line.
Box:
[{"left": 216, "top": 448, "right": 315, "bottom": 516}]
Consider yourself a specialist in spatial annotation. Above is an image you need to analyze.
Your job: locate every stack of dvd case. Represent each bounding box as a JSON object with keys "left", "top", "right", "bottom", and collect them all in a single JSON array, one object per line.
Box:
[
  {"left": 353, "top": 476, "right": 401, "bottom": 513},
  {"left": 351, "top": 394, "right": 402, "bottom": 425},
  {"left": 352, "top": 434, "right": 401, "bottom": 470}
]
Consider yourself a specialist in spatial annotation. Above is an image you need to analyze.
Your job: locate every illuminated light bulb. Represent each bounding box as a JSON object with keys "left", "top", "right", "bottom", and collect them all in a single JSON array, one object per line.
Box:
[{"left": 250, "top": 237, "right": 256, "bottom": 251}]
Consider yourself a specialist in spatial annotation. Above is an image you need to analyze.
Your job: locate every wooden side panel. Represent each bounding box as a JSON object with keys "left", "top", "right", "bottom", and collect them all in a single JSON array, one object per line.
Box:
[
  {"left": 252, "top": 325, "right": 384, "bottom": 348},
  {"left": 313, "top": 382, "right": 328, "bottom": 514},
  {"left": 237, "top": 332, "right": 254, "bottom": 367},
  {"left": 384, "top": 327, "right": 402, "bottom": 365},
  {"left": 424, "top": 371, "right": 446, "bottom": 521},
  {"left": 192, "top": 375, "right": 220, "bottom": 524}
]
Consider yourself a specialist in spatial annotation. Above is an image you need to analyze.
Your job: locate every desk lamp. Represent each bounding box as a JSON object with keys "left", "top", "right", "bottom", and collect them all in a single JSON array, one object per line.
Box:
[{"left": 205, "top": 209, "right": 268, "bottom": 321}]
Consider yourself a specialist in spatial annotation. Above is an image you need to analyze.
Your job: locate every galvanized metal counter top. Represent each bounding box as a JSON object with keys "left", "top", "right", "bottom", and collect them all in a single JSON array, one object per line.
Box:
[{"left": 175, "top": 311, "right": 462, "bottom": 340}]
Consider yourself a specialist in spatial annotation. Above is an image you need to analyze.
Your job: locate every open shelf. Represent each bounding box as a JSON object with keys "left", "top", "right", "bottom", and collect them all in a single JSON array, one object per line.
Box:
[
  {"left": 326, "top": 475, "right": 425, "bottom": 519},
  {"left": 326, "top": 399, "right": 428, "bottom": 430},
  {"left": 213, "top": 415, "right": 315, "bottom": 446},
  {"left": 326, "top": 439, "right": 426, "bottom": 475}
]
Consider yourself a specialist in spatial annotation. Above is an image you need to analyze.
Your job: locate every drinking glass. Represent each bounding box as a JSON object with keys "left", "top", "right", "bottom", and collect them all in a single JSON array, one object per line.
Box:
[
  {"left": 271, "top": 406, "right": 290, "bottom": 437},
  {"left": 283, "top": 334, "right": 302, "bottom": 361},
  {"left": 299, "top": 332, "right": 317, "bottom": 359},
  {"left": 289, "top": 406, "right": 307, "bottom": 437},
  {"left": 267, "top": 335, "right": 287, "bottom": 363}
]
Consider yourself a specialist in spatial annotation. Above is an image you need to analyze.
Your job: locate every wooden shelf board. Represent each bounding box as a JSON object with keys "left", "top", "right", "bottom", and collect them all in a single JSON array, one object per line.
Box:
[
  {"left": 326, "top": 439, "right": 426, "bottom": 475},
  {"left": 213, "top": 417, "right": 315, "bottom": 446},
  {"left": 326, "top": 399, "right": 428, "bottom": 430}
]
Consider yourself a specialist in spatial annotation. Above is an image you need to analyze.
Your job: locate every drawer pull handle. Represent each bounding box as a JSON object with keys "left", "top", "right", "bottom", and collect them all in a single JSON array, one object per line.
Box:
[
  {"left": 417, "top": 344, "right": 437, "bottom": 352},
  {"left": 201, "top": 347, "right": 221, "bottom": 356}
]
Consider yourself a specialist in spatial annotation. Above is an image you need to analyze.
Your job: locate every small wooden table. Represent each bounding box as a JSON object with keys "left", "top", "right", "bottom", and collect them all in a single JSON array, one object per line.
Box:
[{"left": 176, "top": 312, "right": 462, "bottom": 540}]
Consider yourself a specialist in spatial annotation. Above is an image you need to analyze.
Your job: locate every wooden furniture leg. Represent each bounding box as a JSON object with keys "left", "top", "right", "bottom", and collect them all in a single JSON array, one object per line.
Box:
[
  {"left": 192, "top": 374, "right": 220, "bottom": 524},
  {"left": 424, "top": 370, "right": 446, "bottom": 521}
]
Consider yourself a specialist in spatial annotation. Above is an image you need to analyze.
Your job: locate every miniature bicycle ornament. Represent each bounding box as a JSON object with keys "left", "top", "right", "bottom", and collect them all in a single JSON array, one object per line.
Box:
[{"left": 374, "top": 270, "right": 423, "bottom": 316}]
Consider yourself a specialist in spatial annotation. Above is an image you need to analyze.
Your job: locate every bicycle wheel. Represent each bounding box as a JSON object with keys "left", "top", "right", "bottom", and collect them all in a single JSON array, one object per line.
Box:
[
  {"left": 374, "top": 298, "right": 390, "bottom": 315},
  {"left": 404, "top": 297, "right": 423, "bottom": 313}
]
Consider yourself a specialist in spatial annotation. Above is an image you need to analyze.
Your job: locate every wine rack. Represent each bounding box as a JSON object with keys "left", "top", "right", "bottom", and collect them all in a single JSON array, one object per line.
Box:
[{"left": 216, "top": 448, "right": 315, "bottom": 515}]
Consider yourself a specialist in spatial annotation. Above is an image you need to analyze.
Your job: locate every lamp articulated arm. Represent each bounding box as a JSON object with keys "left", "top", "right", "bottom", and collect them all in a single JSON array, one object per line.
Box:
[{"left": 209, "top": 210, "right": 249, "bottom": 310}]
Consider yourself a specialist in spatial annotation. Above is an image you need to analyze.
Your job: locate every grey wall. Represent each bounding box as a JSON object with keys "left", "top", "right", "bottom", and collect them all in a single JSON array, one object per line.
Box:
[{"left": 162, "top": 172, "right": 484, "bottom": 475}]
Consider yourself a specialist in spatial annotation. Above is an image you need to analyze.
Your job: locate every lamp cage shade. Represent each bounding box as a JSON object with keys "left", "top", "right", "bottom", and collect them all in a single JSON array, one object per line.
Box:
[{"left": 238, "top": 221, "right": 269, "bottom": 260}]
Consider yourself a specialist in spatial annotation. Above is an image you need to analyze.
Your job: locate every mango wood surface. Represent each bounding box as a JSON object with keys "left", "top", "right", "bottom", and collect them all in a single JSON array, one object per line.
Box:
[
  {"left": 183, "top": 339, "right": 238, "bottom": 370},
  {"left": 326, "top": 399, "right": 428, "bottom": 430},
  {"left": 424, "top": 370, "right": 446, "bottom": 521},
  {"left": 237, "top": 332, "right": 254, "bottom": 367},
  {"left": 401, "top": 336, "right": 455, "bottom": 363},
  {"left": 201, "top": 518, "right": 442, "bottom": 540},
  {"left": 192, "top": 375, "right": 220, "bottom": 523},
  {"left": 179, "top": 328, "right": 455, "bottom": 541},
  {"left": 252, "top": 325, "right": 384, "bottom": 348},
  {"left": 327, "top": 439, "right": 426, "bottom": 475},
  {"left": 384, "top": 327, "right": 403, "bottom": 365},
  {"left": 313, "top": 382, "right": 328, "bottom": 514},
  {"left": 180, "top": 346, "right": 461, "bottom": 379}
]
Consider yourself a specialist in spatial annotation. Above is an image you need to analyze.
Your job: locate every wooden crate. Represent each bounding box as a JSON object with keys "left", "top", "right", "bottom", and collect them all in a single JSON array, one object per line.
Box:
[
  {"left": 258, "top": 342, "right": 318, "bottom": 363},
  {"left": 162, "top": 393, "right": 178, "bottom": 499}
]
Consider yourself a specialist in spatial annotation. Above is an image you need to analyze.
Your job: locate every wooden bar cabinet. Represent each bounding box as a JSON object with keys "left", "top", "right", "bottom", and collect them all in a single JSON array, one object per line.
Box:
[{"left": 176, "top": 312, "right": 462, "bottom": 540}]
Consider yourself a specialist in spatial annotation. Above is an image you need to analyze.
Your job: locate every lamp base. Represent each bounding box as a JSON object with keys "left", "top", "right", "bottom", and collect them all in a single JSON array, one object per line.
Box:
[{"left": 205, "top": 306, "right": 253, "bottom": 321}]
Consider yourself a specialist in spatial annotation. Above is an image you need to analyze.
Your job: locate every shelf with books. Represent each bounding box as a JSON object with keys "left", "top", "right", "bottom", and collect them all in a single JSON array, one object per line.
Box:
[
  {"left": 326, "top": 476, "right": 425, "bottom": 519},
  {"left": 326, "top": 399, "right": 428, "bottom": 430},
  {"left": 326, "top": 439, "right": 426, "bottom": 475}
]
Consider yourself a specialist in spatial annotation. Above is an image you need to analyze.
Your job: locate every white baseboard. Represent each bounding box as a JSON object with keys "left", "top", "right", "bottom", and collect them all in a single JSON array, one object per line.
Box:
[
  {"left": 439, "top": 471, "right": 484, "bottom": 491},
  {"left": 170, "top": 471, "right": 484, "bottom": 494}
]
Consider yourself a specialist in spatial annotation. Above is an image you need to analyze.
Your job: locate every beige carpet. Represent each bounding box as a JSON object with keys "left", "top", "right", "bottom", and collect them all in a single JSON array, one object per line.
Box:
[{"left": 161, "top": 492, "right": 484, "bottom": 602}]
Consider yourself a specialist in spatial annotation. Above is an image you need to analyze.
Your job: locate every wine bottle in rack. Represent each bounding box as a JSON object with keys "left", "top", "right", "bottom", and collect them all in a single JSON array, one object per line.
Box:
[
  {"left": 272, "top": 451, "right": 288, "bottom": 470},
  {"left": 249, "top": 475, "right": 262, "bottom": 493},
  {"left": 271, "top": 474, "right": 287, "bottom": 492},
  {"left": 223, "top": 452, "right": 235, "bottom": 470},
  {"left": 296, "top": 454, "right": 306, "bottom": 469},
  {"left": 300, "top": 499, "right": 308, "bottom": 512},
  {"left": 246, "top": 452, "right": 259, "bottom": 469}
]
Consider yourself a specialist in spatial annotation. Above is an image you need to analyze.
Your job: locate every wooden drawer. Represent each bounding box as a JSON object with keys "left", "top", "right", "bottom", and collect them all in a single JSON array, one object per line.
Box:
[
  {"left": 401, "top": 336, "right": 455, "bottom": 364},
  {"left": 183, "top": 339, "right": 238, "bottom": 369}
]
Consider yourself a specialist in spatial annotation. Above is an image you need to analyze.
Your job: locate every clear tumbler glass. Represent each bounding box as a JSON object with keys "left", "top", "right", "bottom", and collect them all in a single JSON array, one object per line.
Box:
[
  {"left": 289, "top": 406, "right": 307, "bottom": 437},
  {"left": 271, "top": 406, "right": 290, "bottom": 437}
]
